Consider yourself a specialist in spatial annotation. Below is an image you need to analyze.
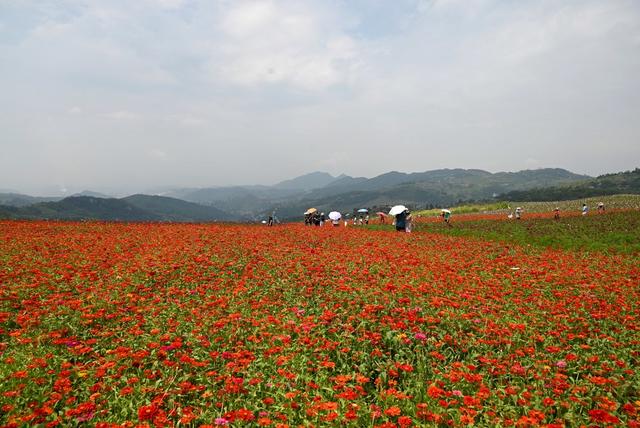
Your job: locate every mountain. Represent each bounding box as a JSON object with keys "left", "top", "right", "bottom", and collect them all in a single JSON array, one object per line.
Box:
[
  {"left": 0, "top": 197, "right": 159, "bottom": 221},
  {"left": 273, "top": 171, "right": 339, "bottom": 190},
  {"left": 122, "top": 194, "right": 233, "bottom": 221},
  {"left": 1, "top": 168, "right": 597, "bottom": 222},
  {"left": 0, "top": 196, "right": 232, "bottom": 222},
  {"left": 163, "top": 185, "right": 303, "bottom": 219},
  {"left": 71, "top": 190, "right": 111, "bottom": 198},
  {"left": 267, "top": 168, "right": 592, "bottom": 220},
  {"left": 0, "top": 193, "right": 62, "bottom": 207},
  {"left": 499, "top": 168, "right": 640, "bottom": 201},
  {"left": 323, "top": 174, "right": 368, "bottom": 189}
]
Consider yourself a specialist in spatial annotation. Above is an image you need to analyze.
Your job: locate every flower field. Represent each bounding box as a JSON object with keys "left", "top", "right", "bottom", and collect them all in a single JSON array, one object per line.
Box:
[{"left": 1, "top": 220, "right": 639, "bottom": 427}]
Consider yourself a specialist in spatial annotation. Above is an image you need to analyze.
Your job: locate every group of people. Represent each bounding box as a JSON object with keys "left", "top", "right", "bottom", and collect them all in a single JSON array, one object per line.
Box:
[
  {"left": 302, "top": 206, "right": 454, "bottom": 232},
  {"left": 512, "top": 202, "right": 607, "bottom": 220},
  {"left": 304, "top": 211, "right": 372, "bottom": 227},
  {"left": 304, "top": 211, "right": 326, "bottom": 226},
  {"left": 300, "top": 200, "right": 612, "bottom": 230}
]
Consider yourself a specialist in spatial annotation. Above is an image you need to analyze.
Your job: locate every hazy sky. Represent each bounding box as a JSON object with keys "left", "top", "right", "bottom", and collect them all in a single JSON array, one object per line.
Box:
[{"left": 1, "top": 0, "right": 639, "bottom": 195}]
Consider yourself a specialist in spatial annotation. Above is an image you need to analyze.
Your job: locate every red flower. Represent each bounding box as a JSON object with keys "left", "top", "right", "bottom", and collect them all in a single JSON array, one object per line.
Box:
[
  {"left": 588, "top": 409, "right": 620, "bottom": 424},
  {"left": 138, "top": 403, "right": 159, "bottom": 422}
]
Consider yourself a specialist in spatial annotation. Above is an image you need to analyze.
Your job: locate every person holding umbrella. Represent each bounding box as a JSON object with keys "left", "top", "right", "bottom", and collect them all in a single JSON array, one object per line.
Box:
[
  {"left": 357, "top": 208, "right": 368, "bottom": 225},
  {"left": 441, "top": 209, "right": 452, "bottom": 227},
  {"left": 329, "top": 211, "right": 342, "bottom": 227},
  {"left": 377, "top": 211, "right": 387, "bottom": 224},
  {"left": 304, "top": 208, "right": 317, "bottom": 225},
  {"left": 389, "top": 205, "right": 409, "bottom": 232}
]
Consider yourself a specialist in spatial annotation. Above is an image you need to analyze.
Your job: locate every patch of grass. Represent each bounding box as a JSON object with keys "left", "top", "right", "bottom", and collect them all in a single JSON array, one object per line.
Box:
[
  {"left": 414, "top": 194, "right": 640, "bottom": 217},
  {"left": 415, "top": 210, "right": 640, "bottom": 255},
  {"left": 414, "top": 202, "right": 511, "bottom": 216}
]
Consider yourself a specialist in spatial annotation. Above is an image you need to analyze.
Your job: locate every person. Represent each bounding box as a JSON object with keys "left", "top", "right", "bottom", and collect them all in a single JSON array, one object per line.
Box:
[
  {"left": 320, "top": 212, "right": 326, "bottom": 226},
  {"left": 313, "top": 212, "right": 321, "bottom": 226},
  {"left": 268, "top": 215, "right": 274, "bottom": 226},
  {"left": 379, "top": 213, "right": 385, "bottom": 224},
  {"left": 364, "top": 214, "right": 369, "bottom": 225},
  {"left": 405, "top": 211, "right": 413, "bottom": 233},
  {"left": 598, "top": 202, "right": 605, "bottom": 213},
  {"left": 395, "top": 209, "right": 408, "bottom": 232},
  {"left": 553, "top": 207, "right": 560, "bottom": 220},
  {"left": 582, "top": 203, "right": 588, "bottom": 216},
  {"left": 515, "top": 207, "right": 522, "bottom": 220},
  {"left": 442, "top": 210, "right": 452, "bottom": 227}
]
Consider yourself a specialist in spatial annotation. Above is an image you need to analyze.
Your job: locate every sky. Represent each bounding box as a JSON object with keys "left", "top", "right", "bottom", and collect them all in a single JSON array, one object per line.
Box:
[{"left": 1, "top": 0, "right": 639, "bottom": 196}]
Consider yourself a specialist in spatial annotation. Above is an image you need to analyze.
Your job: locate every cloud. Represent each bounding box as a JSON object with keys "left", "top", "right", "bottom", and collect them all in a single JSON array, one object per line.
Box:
[
  {"left": 152, "top": 0, "right": 188, "bottom": 10},
  {"left": 103, "top": 110, "right": 139, "bottom": 120},
  {"left": 149, "top": 149, "right": 168, "bottom": 159},
  {"left": 209, "top": 1, "right": 362, "bottom": 90},
  {"left": 0, "top": 0, "right": 638, "bottom": 194}
]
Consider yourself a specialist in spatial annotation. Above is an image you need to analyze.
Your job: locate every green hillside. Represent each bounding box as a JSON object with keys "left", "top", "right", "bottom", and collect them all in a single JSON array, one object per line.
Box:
[
  {"left": 499, "top": 168, "right": 640, "bottom": 201},
  {"left": 0, "top": 196, "right": 232, "bottom": 222}
]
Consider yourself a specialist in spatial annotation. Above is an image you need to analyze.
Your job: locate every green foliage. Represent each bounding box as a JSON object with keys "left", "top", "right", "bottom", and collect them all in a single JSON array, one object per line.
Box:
[
  {"left": 500, "top": 168, "right": 640, "bottom": 201},
  {"left": 0, "top": 196, "right": 233, "bottom": 222},
  {"left": 414, "top": 202, "right": 511, "bottom": 216},
  {"left": 417, "top": 210, "right": 640, "bottom": 255}
]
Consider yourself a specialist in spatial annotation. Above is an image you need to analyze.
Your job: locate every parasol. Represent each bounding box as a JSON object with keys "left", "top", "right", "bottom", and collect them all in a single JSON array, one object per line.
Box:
[{"left": 389, "top": 205, "right": 407, "bottom": 216}]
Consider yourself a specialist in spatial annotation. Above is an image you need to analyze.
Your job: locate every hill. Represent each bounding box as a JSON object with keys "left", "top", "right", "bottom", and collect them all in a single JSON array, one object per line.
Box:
[
  {"left": 1, "top": 168, "right": 595, "bottom": 221},
  {"left": 162, "top": 168, "right": 590, "bottom": 220},
  {"left": 269, "top": 168, "right": 591, "bottom": 220},
  {"left": 0, "top": 193, "right": 61, "bottom": 207},
  {"left": 122, "top": 194, "right": 233, "bottom": 221},
  {"left": 0, "top": 196, "right": 232, "bottom": 222},
  {"left": 273, "top": 171, "right": 338, "bottom": 190},
  {"left": 499, "top": 168, "right": 640, "bottom": 201}
]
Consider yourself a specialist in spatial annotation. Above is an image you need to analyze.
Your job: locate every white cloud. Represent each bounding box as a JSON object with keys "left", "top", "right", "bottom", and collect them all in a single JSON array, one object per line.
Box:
[
  {"left": 210, "top": 1, "right": 362, "bottom": 90},
  {"left": 1, "top": 0, "right": 639, "bottom": 193},
  {"left": 165, "top": 114, "right": 205, "bottom": 126},
  {"left": 103, "top": 110, "right": 139, "bottom": 120},
  {"left": 149, "top": 149, "right": 168, "bottom": 159},
  {"left": 152, "top": 0, "right": 188, "bottom": 10}
]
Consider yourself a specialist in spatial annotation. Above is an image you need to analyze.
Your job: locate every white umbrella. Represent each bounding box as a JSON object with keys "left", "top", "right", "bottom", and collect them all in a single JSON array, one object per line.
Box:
[
  {"left": 357, "top": 208, "right": 369, "bottom": 213},
  {"left": 389, "top": 205, "right": 407, "bottom": 216},
  {"left": 328, "top": 211, "right": 341, "bottom": 221},
  {"left": 441, "top": 209, "right": 451, "bottom": 214}
]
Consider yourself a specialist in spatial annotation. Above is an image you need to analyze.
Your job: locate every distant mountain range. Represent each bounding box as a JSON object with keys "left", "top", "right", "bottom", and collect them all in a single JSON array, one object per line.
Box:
[
  {"left": 160, "top": 168, "right": 591, "bottom": 220},
  {"left": 0, "top": 195, "right": 233, "bottom": 222},
  {"left": 3, "top": 167, "right": 631, "bottom": 222},
  {"left": 499, "top": 168, "right": 640, "bottom": 201}
]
